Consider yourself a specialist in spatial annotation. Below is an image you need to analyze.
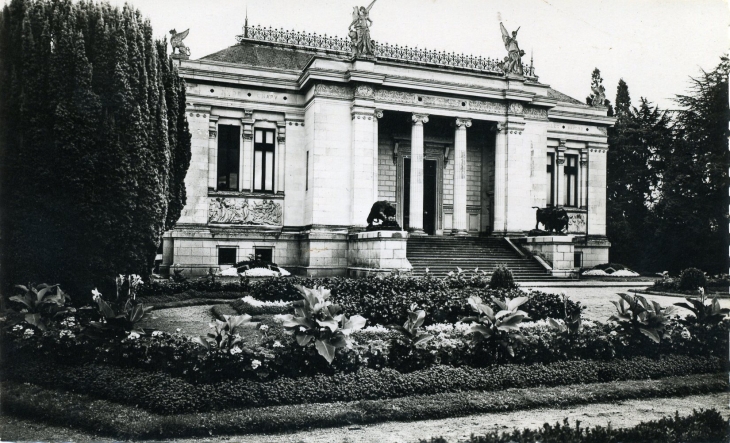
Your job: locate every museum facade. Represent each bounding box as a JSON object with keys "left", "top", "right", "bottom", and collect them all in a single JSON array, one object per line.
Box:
[{"left": 162, "top": 22, "right": 613, "bottom": 278}]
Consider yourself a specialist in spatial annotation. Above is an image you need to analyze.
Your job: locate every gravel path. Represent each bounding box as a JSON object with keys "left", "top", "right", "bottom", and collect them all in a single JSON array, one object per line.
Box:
[
  {"left": 523, "top": 285, "right": 730, "bottom": 322},
  {"left": 137, "top": 304, "right": 218, "bottom": 337},
  {"left": 2, "top": 393, "right": 725, "bottom": 442}
]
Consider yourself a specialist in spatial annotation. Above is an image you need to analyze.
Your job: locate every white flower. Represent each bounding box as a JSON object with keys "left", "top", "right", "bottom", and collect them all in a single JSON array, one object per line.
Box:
[
  {"left": 176, "top": 328, "right": 181, "bottom": 333},
  {"left": 610, "top": 330, "right": 618, "bottom": 336},
  {"left": 91, "top": 288, "right": 102, "bottom": 302},
  {"left": 299, "top": 326, "right": 307, "bottom": 332},
  {"left": 699, "top": 287, "right": 705, "bottom": 295},
  {"left": 681, "top": 329, "right": 691, "bottom": 340},
  {"left": 59, "top": 330, "right": 75, "bottom": 339},
  {"left": 273, "top": 340, "right": 284, "bottom": 348},
  {"left": 127, "top": 332, "right": 140, "bottom": 340},
  {"left": 241, "top": 296, "right": 289, "bottom": 307},
  {"left": 259, "top": 324, "right": 269, "bottom": 331},
  {"left": 152, "top": 331, "right": 163, "bottom": 337},
  {"left": 230, "top": 347, "right": 242, "bottom": 355},
  {"left": 12, "top": 324, "right": 23, "bottom": 331},
  {"left": 251, "top": 359, "right": 261, "bottom": 369},
  {"left": 23, "top": 329, "right": 35, "bottom": 338}
]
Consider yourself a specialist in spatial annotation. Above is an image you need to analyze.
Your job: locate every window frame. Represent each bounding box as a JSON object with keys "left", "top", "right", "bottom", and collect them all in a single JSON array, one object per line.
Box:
[
  {"left": 546, "top": 152, "right": 555, "bottom": 206},
  {"left": 218, "top": 247, "right": 237, "bottom": 266},
  {"left": 564, "top": 154, "right": 579, "bottom": 207},
  {"left": 217, "top": 125, "right": 241, "bottom": 191},
  {"left": 253, "top": 128, "right": 276, "bottom": 193}
]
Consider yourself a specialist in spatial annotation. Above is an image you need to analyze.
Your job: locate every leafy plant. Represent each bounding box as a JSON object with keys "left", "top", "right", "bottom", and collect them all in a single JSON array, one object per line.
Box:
[
  {"left": 679, "top": 267, "right": 706, "bottom": 291},
  {"left": 387, "top": 304, "right": 434, "bottom": 347},
  {"left": 674, "top": 290, "right": 730, "bottom": 326},
  {"left": 171, "top": 265, "right": 187, "bottom": 283},
  {"left": 87, "top": 276, "right": 153, "bottom": 336},
  {"left": 9, "top": 283, "right": 74, "bottom": 331},
  {"left": 463, "top": 295, "right": 529, "bottom": 357},
  {"left": 489, "top": 264, "right": 517, "bottom": 289},
  {"left": 281, "top": 285, "right": 367, "bottom": 364},
  {"left": 193, "top": 314, "right": 255, "bottom": 352},
  {"left": 548, "top": 292, "right": 582, "bottom": 335},
  {"left": 609, "top": 293, "right": 678, "bottom": 343}
]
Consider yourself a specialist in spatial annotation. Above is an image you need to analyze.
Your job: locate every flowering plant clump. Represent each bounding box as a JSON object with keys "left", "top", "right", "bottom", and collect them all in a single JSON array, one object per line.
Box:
[
  {"left": 280, "top": 285, "right": 367, "bottom": 364},
  {"left": 674, "top": 290, "right": 730, "bottom": 326},
  {"left": 193, "top": 314, "right": 255, "bottom": 353},
  {"left": 387, "top": 304, "right": 434, "bottom": 348},
  {"left": 609, "top": 293, "right": 678, "bottom": 343},
  {"left": 86, "top": 275, "right": 153, "bottom": 337},
  {"left": 9, "top": 283, "right": 74, "bottom": 331}
]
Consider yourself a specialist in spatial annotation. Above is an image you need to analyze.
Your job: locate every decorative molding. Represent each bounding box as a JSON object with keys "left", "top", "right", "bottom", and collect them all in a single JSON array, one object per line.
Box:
[
  {"left": 243, "top": 109, "right": 254, "bottom": 121},
  {"left": 412, "top": 113, "right": 430, "bottom": 125},
  {"left": 374, "top": 109, "right": 384, "bottom": 119},
  {"left": 208, "top": 129, "right": 217, "bottom": 139},
  {"left": 208, "top": 198, "right": 282, "bottom": 226},
  {"left": 523, "top": 106, "right": 548, "bottom": 120},
  {"left": 314, "top": 83, "right": 353, "bottom": 99},
  {"left": 507, "top": 101, "right": 524, "bottom": 115},
  {"left": 354, "top": 84, "right": 374, "bottom": 98},
  {"left": 567, "top": 212, "right": 587, "bottom": 234},
  {"left": 455, "top": 118, "right": 472, "bottom": 128},
  {"left": 373, "top": 88, "right": 507, "bottom": 115},
  {"left": 597, "top": 127, "right": 608, "bottom": 135},
  {"left": 352, "top": 111, "right": 375, "bottom": 120},
  {"left": 374, "top": 89, "right": 415, "bottom": 105}
]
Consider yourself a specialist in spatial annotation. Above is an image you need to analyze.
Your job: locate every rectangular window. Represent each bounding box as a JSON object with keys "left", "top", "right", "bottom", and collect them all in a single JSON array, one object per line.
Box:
[
  {"left": 218, "top": 247, "right": 237, "bottom": 265},
  {"left": 574, "top": 251, "right": 583, "bottom": 268},
  {"left": 305, "top": 151, "right": 309, "bottom": 191},
  {"left": 546, "top": 153, "right": 555, "bottom": 206},
  {"left": 253, "top": 129, "right": 275, "bottom": 192},
  {"left": 565, "top": 154, "right": 578, "bottom": 207},
  {"left": 217, "top": 125, "right": 240, "bottom": 191},
  {"left": 255, "top": 247, "right": 273, "bottom": 264}
]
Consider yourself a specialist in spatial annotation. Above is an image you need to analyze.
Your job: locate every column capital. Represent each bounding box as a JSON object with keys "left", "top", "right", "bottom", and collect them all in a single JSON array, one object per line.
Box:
[
  {"left": 558, "top": 139, "right": 567, "bottom": 150},
  {"left": 374, "top": 109, "right": 384, "bottom": 119},
  {"left": 580, "top": 148, "right": 588, "bottom": 163},
  {"left": 455, "top": 118, "right": 472, "bottom": 128},
  {"left": 412, "top": 113, "right": 429, "bottom": 125},
  {"left": 242, "top": 109, "right": 254, "bottom": 122}
]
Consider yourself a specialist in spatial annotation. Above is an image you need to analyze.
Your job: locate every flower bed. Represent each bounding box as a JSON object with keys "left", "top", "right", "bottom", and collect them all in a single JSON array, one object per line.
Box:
[{"left": 3, "top": 354, "right": 722, "bottom": 414}]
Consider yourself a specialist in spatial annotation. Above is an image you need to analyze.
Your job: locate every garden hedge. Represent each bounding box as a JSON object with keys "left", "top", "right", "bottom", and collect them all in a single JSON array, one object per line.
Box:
[
  {"left": 1, "top": 373, "right": 725, "bottom": 439},
  {"left": 3, "top": 354, "right": 722, "bottom": 414}
]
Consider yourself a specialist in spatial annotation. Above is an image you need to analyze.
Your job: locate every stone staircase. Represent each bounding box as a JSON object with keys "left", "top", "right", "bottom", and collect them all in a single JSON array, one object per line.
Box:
[{"left": 406, "top": 236, "right": 556, "bottom": 282}]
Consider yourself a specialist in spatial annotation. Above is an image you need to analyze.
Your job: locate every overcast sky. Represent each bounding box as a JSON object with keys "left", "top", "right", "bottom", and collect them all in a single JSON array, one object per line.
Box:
[{"left": 15, "top": 0, "right": 730, "bottom": 109}]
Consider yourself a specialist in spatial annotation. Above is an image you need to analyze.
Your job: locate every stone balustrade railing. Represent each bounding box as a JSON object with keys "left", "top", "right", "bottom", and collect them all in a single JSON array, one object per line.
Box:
[{"left": 236, "top": 25, "right": 537, "bottom": 79}]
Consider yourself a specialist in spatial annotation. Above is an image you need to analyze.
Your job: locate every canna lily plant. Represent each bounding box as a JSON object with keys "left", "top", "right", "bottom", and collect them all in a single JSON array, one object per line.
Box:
[
  {"left": 193, "top": 314, "right": 255, "bottom": 352},
  {"left": 387, "top": 303, "right": 434, "bottom": 348},
  {"left": 9, "top": 283, "right": 74, "bottom": 331},
  {"left": 548, "top": 292, "right": 582, "bottom": 336},
  {"left": 609, "top": 293, "right": 678, "bottom": 343},
  {"left": 88, "top": 277, "right": 153, "bottom": 336},
  {"left": 674, "top": 290, "right": 730, "bottom": 326},
  {"left": 463, "top": 295, "right": 529, "bottom": 357},
  {"left": 280, "top": 285, "right": 367, "bottom": 364}
]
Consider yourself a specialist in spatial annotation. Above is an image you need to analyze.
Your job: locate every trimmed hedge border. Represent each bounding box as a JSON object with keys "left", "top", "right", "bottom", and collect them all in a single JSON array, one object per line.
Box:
[
  {"left": 2, "top": 354, "right": 722, "bottom": 414},
  {"left": 419, "top": 408, "right": 729, "bottom": 443},
  {"left": 150, "top": 298, "right": 235, "bottom": 310},
  {"left": 1, "top": 373, "right": 725, "bottom": 440}
]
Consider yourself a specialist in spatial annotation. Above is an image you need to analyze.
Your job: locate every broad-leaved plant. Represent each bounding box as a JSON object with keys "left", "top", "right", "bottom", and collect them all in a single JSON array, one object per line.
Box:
[
  {"left": 387, "top": 303, "right": 434, "bottom": 347},
  {"left": 609, "top": 293, "right": 678, "bottom": 343},
  {"left": 463, "top": 295, "right": 529, "bottom": 357}
]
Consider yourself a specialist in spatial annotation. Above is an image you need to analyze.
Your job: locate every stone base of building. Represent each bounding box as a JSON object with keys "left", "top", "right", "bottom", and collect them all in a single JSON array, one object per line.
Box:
[{"left": 517, "top": 235, "right": 611, "bottom": 277}]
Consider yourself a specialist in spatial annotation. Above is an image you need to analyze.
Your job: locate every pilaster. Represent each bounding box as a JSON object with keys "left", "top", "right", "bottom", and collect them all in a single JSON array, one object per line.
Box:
[
  {"left": 241, "top": 109, "right": 254, "bottom": 192},
  {"left": 276, "top": 121, "right": 286, "bottom": 194},
  {"left": 208, "top": 115, "right": 219, "bottom": 190},
  {"left": 556, "top": 139, "right": 567, "bottom": 207},
  {"left": 587, "top": 142, "right": 608, "bottom": 236},
  {"left": 579, "top": 148, "right": 588, "bottom": 208}
]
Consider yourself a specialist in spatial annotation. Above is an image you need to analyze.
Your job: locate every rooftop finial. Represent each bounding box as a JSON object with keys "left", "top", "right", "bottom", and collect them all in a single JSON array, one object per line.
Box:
[{"left": 244, "top": 6, "right": 249, "bottom": 38}]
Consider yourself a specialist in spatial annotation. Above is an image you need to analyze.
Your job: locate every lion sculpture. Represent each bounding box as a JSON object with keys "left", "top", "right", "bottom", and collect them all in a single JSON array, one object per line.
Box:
[
  {"left": 366, "top": 200, "right": 400, "bottom": 231},
  {"left": 532, "top": 206, "right": 569, "bottom": 234}
]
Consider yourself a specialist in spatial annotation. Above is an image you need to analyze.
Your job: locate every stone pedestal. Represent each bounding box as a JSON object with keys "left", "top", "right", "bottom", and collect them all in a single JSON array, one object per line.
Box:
[
  {"left": 522, "top": 235, "right": 575, "bottom": 277},
  {"left": 348, "top": 230, "right": 412, "bottom": 276}
]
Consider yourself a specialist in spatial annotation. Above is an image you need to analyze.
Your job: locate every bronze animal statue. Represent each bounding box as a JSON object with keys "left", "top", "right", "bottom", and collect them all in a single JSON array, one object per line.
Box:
[
  {"left": 169, "top": 29, "right": 190, "bottom": 57},
  {"left": 532, "top": 206, "right": 569, "bottom": 234},
  {"left": 366, "top": 200, "right": 400, "bottom": 231}
]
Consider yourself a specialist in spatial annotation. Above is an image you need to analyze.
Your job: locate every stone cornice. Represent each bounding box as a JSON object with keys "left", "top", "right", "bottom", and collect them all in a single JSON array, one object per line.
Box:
[{"left": 550, "top": 109, "right": 615, "bottom": 126}]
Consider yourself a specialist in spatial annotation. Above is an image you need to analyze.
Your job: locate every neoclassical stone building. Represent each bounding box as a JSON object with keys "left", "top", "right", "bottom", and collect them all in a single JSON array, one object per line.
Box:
[{"left": 162, "top": 21, "right": 613, "bottom": 278}]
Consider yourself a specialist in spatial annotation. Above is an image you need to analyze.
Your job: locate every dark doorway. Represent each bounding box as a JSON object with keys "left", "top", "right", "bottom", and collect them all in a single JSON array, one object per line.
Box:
[{"left": 403, "top": 158, "right": 438, "bottom": 235}]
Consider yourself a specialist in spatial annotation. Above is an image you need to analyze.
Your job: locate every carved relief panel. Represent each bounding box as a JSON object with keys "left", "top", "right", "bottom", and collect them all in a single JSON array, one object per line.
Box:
[{"left": 208, "top": 197, "right": 283, "bottom": 226}]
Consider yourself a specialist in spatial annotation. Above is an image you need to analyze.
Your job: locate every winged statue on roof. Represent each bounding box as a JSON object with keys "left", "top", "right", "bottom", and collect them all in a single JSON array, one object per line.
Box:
[
  {"left": 170, "top": 28, "right": 190, "bottom": 57},
  {"left": 500, "top": 22, "right": 525, "bottom": 75},
  {"left": 348, "top": 0, "right": 376, "bottom": 57}
]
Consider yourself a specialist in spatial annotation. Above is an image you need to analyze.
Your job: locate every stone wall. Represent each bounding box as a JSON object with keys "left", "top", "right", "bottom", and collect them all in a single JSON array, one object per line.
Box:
[
  {"left": 521, "top": 235, "right": 575, "bottom": 277},
  {"left": 378, "top": 138, "right": 397, "bottom": 202},
  {"left": 348, "top": 231, "right": 411, "bottom": 276}
]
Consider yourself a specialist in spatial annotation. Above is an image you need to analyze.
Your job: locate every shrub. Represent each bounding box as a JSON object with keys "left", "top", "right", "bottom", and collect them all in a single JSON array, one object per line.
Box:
[
  {"left": 489, "top": 265, "right": 517, "bottom": 289},
  {"left": 679, "top": 267, "right": 707, "bottom": 291}
]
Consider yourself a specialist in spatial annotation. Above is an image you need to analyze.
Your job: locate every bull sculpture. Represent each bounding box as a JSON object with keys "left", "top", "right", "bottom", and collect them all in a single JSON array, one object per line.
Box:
[
  {"left": 532, "top": 206, "right": 569, "bottom": 234},
  {"left": 366, "top": 200, "right": 401, "bottom": 231}
]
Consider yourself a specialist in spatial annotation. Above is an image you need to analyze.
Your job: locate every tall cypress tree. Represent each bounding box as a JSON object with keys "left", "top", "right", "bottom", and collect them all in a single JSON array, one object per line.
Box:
[{"left": 0, "top": 0, "right": 190, "bottom": 299}]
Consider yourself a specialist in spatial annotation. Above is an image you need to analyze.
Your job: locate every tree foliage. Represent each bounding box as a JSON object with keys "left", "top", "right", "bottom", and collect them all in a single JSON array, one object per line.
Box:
[
  {"left": 0, "top": 0, "right": 191, "bottom": 299},
  {"left": 606, "top": 58, "right": 729, "bottom": 273}
]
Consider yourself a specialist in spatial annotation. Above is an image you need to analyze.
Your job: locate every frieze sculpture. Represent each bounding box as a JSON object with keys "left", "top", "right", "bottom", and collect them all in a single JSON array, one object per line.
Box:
[
  {"left": 169, "top": 28, "right": 190, "bottom": 57},
  {"left": 568, "top": 212, "right": 587, "bottom": 233},
  {"left": 500, "top": 22, "right": 525, "bottom": 75},
  {"left": 209, "top": 198, "right": 282, "bottom": 225},
  {"left": 530, "top": 206, "right": 569, "bottom": 235},
  {"left": 366, "top": 200, "right": 401, "bottom": 231},
  {"left": 348, "top": 0, "right": 377, "bottom": 57}
]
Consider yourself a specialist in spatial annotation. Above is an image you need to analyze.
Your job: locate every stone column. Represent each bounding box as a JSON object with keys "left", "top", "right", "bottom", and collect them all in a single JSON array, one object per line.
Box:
[
  {"left": 587, "top": 143, "right": 608, "bottom": 236},
  {"left": 208, "top": 115, "right": 219, "bottom": 190},
  {"left": 409, "top": 113, "right": 429, "bottom": 235},
  {"left": 579, "top": 149, "right": 588, "bottom": 208},
  {"left": 276, "top": 121, "right": 286, "bottom": 194},
  {"left": 492, "top": 123, "right": 507, "bottom": 233},
  {"left": 452, "top": 118, "right": 471, "bottom": 235},
  {"left": 556, "top": 139, "right": 566, "bottom": 207},
  {"left": 241, "top": 109, "right": 254, "bottom": 192},
  {"left": 374, "top": 109, "right": 383, "bottom": 203}
]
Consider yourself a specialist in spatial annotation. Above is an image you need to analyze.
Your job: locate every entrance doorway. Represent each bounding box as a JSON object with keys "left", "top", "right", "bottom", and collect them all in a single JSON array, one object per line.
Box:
[{"left": 403, "top": 158, "right": 438, "bottom": 235}]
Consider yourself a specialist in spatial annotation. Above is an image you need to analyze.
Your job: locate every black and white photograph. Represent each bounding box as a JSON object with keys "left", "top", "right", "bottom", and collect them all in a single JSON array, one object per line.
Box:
[{"left": 0, "top": 0, "right": 728, "bottom": 441}]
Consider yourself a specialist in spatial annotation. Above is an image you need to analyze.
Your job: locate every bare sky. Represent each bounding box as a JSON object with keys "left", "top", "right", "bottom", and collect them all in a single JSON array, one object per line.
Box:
[{"left": 11, "top": 0, "right": 730, "bottom": 109}]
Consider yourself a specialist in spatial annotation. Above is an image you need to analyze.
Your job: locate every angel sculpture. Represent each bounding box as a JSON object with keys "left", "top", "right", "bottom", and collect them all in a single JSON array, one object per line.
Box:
[
  {"left": 170, "top": 28, "right": 190, "bottom": 57},
  {"left": 348, "top": 0, "right": 376, "bottom": 57},
  {"left": 500, "top": 22, "right": 525, "bottom": 75},
  {"left": 590, "top": 83, "right": 607, "bottom": 107}
]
